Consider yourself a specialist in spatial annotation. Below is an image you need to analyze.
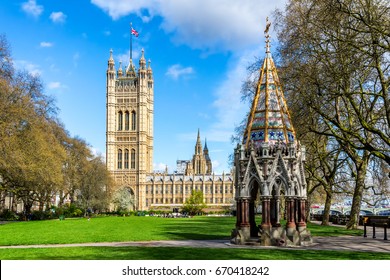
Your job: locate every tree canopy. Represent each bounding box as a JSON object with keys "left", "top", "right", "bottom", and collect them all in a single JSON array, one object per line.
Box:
[{"left": 0, "top": 34, "right": 112, "bottom": 216}]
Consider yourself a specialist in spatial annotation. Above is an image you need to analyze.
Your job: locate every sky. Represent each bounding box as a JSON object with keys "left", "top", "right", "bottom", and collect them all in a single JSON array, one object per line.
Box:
[{"left": 0, "top": 0, "right": 287, "bottom": 174}]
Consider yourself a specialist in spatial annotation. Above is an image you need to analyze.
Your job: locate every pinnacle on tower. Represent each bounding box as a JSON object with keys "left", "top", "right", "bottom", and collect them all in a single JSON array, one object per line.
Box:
[
  {"left": 118, "top": 61, "right": 123, "bottom": 77},
  {"left": 139, "top": 48, "right": 146, "bottom": 69}
]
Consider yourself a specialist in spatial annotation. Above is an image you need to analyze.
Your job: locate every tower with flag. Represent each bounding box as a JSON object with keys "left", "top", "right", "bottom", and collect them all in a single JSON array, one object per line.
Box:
[
  {"left": 105, "top": 26, "right": 235, "bottom": 212},
  {"left": 106, "top": 23, "right": 154, "bottom": 210}
]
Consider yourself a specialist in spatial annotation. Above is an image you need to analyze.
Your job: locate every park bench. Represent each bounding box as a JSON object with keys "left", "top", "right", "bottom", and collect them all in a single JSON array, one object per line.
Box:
[{"left": 363, "top": 216, "right": 390, "bottom": 240}]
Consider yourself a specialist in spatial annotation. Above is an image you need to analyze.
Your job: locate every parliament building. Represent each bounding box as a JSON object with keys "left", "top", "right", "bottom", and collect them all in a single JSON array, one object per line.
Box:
[{"left": 106, "top": 48, "right": 234, "bottom": 211}]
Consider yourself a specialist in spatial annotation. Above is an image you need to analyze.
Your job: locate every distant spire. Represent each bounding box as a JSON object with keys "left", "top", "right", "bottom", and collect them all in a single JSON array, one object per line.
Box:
[
  {"left": 204, "top": 138, "right": 208, "bottom": 151},
  {"left": 195, "top": 129, "right": 202, "bottom": 155}
]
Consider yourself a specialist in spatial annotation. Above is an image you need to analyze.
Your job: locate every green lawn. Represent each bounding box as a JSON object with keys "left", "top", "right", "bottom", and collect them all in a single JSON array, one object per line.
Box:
[
  {"left": 0, "top": 215, "right": 379, "bottom": 260},
  {"left": 0, "top": 216, "right": 362, "bottom": 246}
]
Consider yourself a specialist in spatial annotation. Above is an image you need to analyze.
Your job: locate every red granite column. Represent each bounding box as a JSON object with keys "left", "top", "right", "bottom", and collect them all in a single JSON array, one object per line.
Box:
[
  {"left": 286, "top": 198, "right": 296, "bottom": 229},
  {"left": 274, "top": 196, "right": 281, "bottom": 227},
  {"left": 297, "top": 198, "right": 307, "bottom": 228},
  {"left": 261, "top": 197, "right": 271, "bottom": 231},
  {"left": 241, "top": 198, "right": 250, "bottom": 227}
]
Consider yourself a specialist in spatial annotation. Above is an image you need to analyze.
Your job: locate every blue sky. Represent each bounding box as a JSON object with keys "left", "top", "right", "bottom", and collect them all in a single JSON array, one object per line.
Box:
[{"left": 1, "top": 0, "right": 287, "bottom": 174}]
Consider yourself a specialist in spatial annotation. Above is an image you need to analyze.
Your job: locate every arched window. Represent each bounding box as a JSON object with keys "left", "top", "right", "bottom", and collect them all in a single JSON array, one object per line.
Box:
[
  {"left": 124, "top": 149, "right": 129, "bottom": 169},
  {"left": 131, "top": 149, "right": 136, "bottom": 169},
  {"left": 125, "top": 111, "right": 130, "bottom": 130},
  {"left": 117, "top": 149, "right": 123, "bottom": 169},
  {"left": 131, "top": 111, "right": 136, "bottom": 130},
  {"left": 118, "top": 111, "right": 123, "bottom": 131}
]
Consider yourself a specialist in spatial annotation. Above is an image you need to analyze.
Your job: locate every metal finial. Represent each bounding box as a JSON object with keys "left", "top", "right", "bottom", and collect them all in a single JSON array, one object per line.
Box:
[
  {"left": 264, "top": 17, "right": 271, "bottom": 34},
  {"left": 264, "top": 17, "right": 271, "bottom": 54}
]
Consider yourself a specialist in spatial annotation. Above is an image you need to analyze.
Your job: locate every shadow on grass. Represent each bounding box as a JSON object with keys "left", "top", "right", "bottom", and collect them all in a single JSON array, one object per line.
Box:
[
  {"left": 1, "top": 246, "right": 389, "bottom": 260},
  {"left": 158, "top": 217, "right": 233, "bottom": 240}
]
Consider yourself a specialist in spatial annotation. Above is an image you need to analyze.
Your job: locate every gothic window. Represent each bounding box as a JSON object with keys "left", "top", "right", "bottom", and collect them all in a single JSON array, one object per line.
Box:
[
  {"left": 118, "top": 111, "right": 123, "bottom": 131},
  {"left": 117, "top": 149, "right": 123, "bottom": 169},
  {"left": 131, "top": 149, "right": 136, "bottom": 169},
  {"left": 131, "top": 111, "right": 136, "bottom": 130},
  {"left": 125, "top": 111, "right": 130, "bottom": 130},
  {"left": 124, "top": 149, "right": 129, "bottom": 169}
]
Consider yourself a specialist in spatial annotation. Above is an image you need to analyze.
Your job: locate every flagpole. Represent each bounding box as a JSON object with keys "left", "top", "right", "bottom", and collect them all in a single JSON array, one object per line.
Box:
[{"left": 130, "top": 22, "right": 133, "bottom": 62}]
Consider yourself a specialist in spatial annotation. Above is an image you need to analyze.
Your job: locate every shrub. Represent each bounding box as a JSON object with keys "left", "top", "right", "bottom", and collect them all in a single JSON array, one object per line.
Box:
[{"left": 0, "top": 209, "right": 20, "bottom": 221}]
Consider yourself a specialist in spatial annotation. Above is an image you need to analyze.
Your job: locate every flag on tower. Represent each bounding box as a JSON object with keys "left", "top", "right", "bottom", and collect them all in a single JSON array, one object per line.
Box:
[{"left": 131, "top": 27, "right": 139, "bottom": 37}]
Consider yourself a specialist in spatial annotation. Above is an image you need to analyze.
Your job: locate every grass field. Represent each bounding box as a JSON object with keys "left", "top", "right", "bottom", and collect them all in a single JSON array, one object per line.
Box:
[
  {"left": 1, "top": 215, "right": 385, "bottom": 260},
  {"left": 0, "top": 216, "right": 362, "bottom": 246}
]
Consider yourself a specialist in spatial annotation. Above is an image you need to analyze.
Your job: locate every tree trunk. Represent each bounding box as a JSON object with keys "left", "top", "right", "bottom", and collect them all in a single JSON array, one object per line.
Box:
[
  {"left": 347, "top": 153, "right": 369, "bottom": 229},
  {"left": 322, "top": 188, "right": 332, "bottom": 226}
]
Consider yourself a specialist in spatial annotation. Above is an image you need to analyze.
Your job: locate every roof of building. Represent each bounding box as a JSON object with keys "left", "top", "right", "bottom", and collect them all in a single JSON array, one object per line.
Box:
[{"left": 243, "top": 19, "right": 296, "bottom": 148}]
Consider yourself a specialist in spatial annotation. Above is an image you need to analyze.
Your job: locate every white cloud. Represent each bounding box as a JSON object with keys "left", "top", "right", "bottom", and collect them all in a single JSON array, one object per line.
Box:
[
  {"left": 73, "top": 52, "right": 80, "bottom": 67},
  {"left": 47, "top": 82, "right": 61, "bottom": 89},
  {"left": 50, "top": 11, "right": 67, "bottom": 23},
  {"left": 91, "top": 0, "right": 286, "bottom": 51},
  {"left": 40, "top": 41, "right": 53, "bottom": 48},
  {"left": 14, "top": 60, "right": 42, "bottom": 77},
  {"left": 114, "top": 49, "right": 141, "bottom": 66},
  {"left": 22, "top": 0, "right": 43, "bottom": 18},
  {"left": 91, "top": 0, "right": 158, "bottom": 21},
  {"left": 166, "top": 64, "right": 194, "bottom": 80},
  {"left": 153, "top": 162, "right": 169, "bottom": 172}
]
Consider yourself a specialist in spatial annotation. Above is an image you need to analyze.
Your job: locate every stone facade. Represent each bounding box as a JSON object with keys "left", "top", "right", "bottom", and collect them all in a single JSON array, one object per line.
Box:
[
  {"left": 106, "top": 49, "right": 154, "bottom": 210},
  {"left": 106, "top": 47, "right": 234, "bottom": 211}
]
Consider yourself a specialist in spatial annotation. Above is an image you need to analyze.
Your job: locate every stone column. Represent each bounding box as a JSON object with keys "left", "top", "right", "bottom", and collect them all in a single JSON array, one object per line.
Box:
[
  {"left": 286, "top": 197, "right": 296, "bottom": 230},
  {"left": 240, "top": 198, "right": 250, "bottom": 227},
  {"left": 261, "top": 196, "right": 271, "bottom": 231},
  {"left": 297, "top": 198, "right": 307, "bottom": 230}
]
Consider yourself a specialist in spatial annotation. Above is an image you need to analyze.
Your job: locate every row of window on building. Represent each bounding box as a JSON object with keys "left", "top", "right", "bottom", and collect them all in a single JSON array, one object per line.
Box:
[
  {"left": 118, "top": 111, "right": 136, "bottom": 131},
  {"left": 145, "top": 185, "right": 234, "bottom": 194},
  {"left": 145, "top": 197, "right": 228, "bottom": 206},
  {"left": 118, "top": 149, "right": 136, "bottom": 169}
]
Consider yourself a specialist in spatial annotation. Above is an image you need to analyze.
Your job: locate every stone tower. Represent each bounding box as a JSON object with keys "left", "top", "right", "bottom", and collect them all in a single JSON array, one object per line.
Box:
[
  {"left": 231, "top": 19, "right": 311, "bottom": 246},
  {"left": 186, "top": 129, "right": 212, "bottom": 175},
  {"left": 106, "top": 48, "right": 154, "bottom": 210}
]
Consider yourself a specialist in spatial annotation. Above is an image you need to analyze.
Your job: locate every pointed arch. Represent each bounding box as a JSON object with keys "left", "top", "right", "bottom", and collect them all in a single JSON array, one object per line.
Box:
[
  {"left": 131, "top": 148, "right": 136, "bottom": 169},
  {"left": 117, "top": 149, "right": 123, "bottom": 169},
  {"left": 125, "top": 111, "right": 130, "bottom": 130},
  {"left": 124, "top": 149, "right": 129, "bottom": 169},
  {"left": 118, "top": 111, "right": 123, "bottom": 131},
  {"left": 268, "top": 175, "right": 289, "bottom": 197},
  {"left": 131, "top": 110, "right": 136, "bottom": 130}
]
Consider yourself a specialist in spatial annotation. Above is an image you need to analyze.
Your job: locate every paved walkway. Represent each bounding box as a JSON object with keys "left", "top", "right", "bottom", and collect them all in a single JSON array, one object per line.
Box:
[{"left": 1, "top": 226, "right": 389, "bottom": 253}]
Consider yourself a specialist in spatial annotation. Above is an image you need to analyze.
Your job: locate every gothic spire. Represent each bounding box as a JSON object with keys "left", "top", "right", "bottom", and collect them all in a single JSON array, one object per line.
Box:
[
  {"left": 243, "top": 18, "right": 296, "bottom": 148},
  {"left": 195, "top": 129, "right": 202, "bottom": 155}
]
